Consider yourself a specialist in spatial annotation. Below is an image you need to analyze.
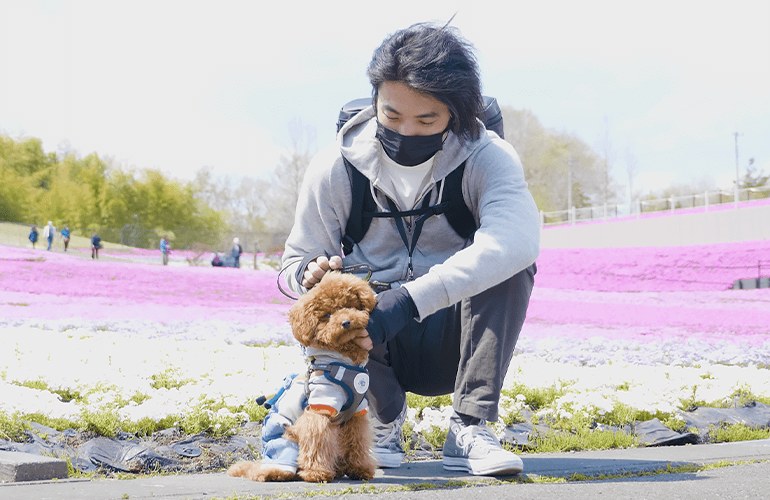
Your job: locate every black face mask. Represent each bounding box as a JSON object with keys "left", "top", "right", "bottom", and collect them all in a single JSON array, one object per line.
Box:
[{"left": 376, "top": 121, "right": 445, "bottom": 167}]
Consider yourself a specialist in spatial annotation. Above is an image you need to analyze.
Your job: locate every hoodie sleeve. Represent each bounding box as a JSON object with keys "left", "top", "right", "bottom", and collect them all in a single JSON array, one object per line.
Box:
[
  {"left": 402, "top": 136, "right": 540, "bottom": 319},
  {"left": 280, "top": 144, "right": 352, "bottom": 296}
]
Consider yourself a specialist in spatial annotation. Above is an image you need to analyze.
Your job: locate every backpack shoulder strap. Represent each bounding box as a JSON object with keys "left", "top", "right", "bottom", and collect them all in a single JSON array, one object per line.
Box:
[
  {"left": 342, "top": 157, "right": 376, "bottom": 256},
  {"left": 442, "top": 161, "right": 477, "bottom": 239},
  {"left": 341, "top": 157, "right": 478, "bottom": 255}
]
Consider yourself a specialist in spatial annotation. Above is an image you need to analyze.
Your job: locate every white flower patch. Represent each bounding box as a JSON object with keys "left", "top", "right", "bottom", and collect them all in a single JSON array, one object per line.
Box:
[
  {"left": 514, "top": 333, "right": 770, "bottom": 368},
  {"left": 2, "top": 320, "right": 769, "bottom": 432},
  {"left": 1, "top": 322, "right": 306, "bottom": 427},
  {"left": 413, "top": 407, "right": 454, "bottom": 434},
  {"left": 0, "top": 382, "right": 81, "bottom": 420},
  {"left": 503, "top": 357, "right": 769, "bottom": 421}
]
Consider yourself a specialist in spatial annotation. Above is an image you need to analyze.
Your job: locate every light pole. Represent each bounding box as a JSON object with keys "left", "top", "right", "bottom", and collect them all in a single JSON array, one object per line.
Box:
[
  {"left": 734, "top": 132, "right": 742, "bottom": 207},
  {"left": 567, "top": 155, "right": 572, "bottom": 217}
]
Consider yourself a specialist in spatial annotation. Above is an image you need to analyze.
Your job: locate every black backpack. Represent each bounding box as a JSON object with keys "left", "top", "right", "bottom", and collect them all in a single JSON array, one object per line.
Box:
[{"left": 337, "top": 96, "right": 504, "bottom": 259}]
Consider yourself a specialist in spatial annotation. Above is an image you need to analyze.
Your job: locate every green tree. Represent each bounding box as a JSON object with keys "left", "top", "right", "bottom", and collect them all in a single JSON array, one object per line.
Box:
[
  {"left": 35, "top": 159, "right": 84, "bottom": 227},
  {"left": 0, "top": 134, "right": 51, "bottom": 222},
  {"left": 0, "top": 167, "right": 35, "bottom": 222},
  {"left": 132, "top": 169, "right": 227, "bottom": 248},
  {"left": 0, "top": 134, "right": 227, "bottom": 248},
  {"left": 501, "top": 107, "right": 609, "bottom": 212},
  {"left": 0, "top": 136, "right": 52, "bottom": 177},
  {"left": 32, "top": 153, "right": 111, "bottom": 228},
  {"left": 102, "top": 167, "right": 139, "bottom": 229}
]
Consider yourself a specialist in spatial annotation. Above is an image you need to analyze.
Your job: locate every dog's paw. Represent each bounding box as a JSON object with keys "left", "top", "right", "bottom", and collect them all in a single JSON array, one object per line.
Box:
[
  {"left": 343, "top": 464, "right": 376, "bottom": 481},
  {"left": 227, "top": 461, "right": 297, "bottom": 482},
  {"left": 299, "top": 468, "right": 336, "bottom": 483},
  {"left": 259, "top": 468, "right": 298, "bottom": 482},
  {"left": 227, "top": 461, "right": 257, "bottom": 479}
]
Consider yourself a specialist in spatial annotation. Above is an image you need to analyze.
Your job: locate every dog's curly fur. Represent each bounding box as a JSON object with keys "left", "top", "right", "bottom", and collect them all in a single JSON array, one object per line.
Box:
[{"left": 228, "top": 272, "right": 377, "bottom": 482}]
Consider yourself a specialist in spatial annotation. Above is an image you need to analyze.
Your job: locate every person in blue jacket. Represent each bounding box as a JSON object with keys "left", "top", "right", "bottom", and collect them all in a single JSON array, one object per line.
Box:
[
  {"left": 61, "top": 226, "right": 71, "bottom": 251},
  {"left": 160, "top": 236, "right": 170, "bottom": 265},
  {"left": 91, "top": 233, "right": 101, "bottom": 259},
  {"left": 29, "top": 226, "right": 38, "bottom": 249}
]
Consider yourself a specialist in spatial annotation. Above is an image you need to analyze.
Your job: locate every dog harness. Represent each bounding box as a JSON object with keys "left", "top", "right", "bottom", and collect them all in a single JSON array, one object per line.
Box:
[{"left": 304, "top": 355, "right": 369, "bottom": 424}]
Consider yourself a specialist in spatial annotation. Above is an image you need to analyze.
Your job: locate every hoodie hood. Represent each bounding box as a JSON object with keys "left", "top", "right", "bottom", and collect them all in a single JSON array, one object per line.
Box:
[{"left": 338, "top": 106, "right": 483, "bottom": 185}]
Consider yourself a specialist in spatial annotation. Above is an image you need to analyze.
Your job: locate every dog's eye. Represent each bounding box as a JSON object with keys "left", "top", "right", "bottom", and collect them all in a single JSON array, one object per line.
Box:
[{"left": 322, "top": 313, "right": 331, "bottom": 319}]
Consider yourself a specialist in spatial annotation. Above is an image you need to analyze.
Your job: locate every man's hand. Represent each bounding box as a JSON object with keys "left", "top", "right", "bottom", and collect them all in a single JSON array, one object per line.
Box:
[
  {"left": 337, "top": 328, "right": 373, "bottom": 351},
  {"left": 302, "top": 255, "right": 343, "bottom": 289},
  {"left": 352, "top": 330, "right": 373, "bottom": 351},
  {"left": 364, "top": 287, "right": 417, "bottom": 346}
]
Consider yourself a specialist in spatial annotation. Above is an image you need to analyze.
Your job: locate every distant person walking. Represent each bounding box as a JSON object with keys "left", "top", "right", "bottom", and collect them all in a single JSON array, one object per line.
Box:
[
  {"left": 43, "top": 221, "right": 56, "bottom": 251},
  {"left": 160, "top": 236, "right": 170, "bottom": 265},
  {"left": 91, "top": 233, "right": 101, "bottom": 259},
  {"left": 61, "top": 226, "right": 71, "bottom": 251},
  {"left": 29, "top": 225, "right": 38, "bottom": 249},
  {"left": 231, "top": 237, "right": 243, "bottom": 268}
]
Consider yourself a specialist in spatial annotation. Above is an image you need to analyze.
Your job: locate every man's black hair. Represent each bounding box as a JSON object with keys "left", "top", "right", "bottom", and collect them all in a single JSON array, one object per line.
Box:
[{"left": 367, "top": 22, "right": 484, "bottom": 143}]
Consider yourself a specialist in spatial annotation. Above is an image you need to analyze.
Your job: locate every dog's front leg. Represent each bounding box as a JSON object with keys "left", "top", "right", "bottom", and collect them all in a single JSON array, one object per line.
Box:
[
  {"left": 286, "top": 410, "right": 341, "bottom": 482},
  {"left": 338, "top": 413, "right": 376, "bottom": 480}
]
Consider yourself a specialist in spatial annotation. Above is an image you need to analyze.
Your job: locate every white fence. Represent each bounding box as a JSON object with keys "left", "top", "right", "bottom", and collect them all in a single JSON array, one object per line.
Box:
[{"left": 540, "top": 184, "right": 770, "bottom": 227}]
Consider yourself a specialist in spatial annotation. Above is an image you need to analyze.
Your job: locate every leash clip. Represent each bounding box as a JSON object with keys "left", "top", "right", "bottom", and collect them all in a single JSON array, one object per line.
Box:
[{"left": 340, "top": 264, "right": 372, "bottom": 282}]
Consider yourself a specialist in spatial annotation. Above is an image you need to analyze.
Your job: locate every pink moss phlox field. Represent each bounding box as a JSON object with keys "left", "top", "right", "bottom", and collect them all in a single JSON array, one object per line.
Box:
[
  {"left": 534, "top": 239, "right": 770, "bottom": 292},
  {"left": 527, "top": 239, "right": 770, "bottom": 347},
  {"left": 0, "top": 245, "right": 291, "bottom": 324},
  {"left": 2, "top": 239, "right": 769, "bottom": 347},
  {"left": 71, "top": 246, "right": 266, "bottom": 263}
]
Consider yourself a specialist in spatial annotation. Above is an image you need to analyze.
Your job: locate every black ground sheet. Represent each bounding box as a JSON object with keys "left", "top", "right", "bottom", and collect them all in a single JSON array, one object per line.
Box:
[{"left": 2, "top": 403, "right": 769, "bottom": 475}]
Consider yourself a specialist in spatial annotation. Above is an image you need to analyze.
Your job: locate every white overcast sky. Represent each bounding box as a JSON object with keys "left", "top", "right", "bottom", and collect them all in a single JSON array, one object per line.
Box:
[{"left": 1, "top": 0, "right": 768, "bottom": 200}]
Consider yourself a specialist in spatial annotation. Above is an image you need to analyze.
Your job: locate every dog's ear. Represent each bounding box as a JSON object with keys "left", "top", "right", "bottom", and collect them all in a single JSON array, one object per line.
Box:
[
  {"left": 288, "top": 291, "right": 319, "bottom": 347},
  {"left": 357, "top": 285, "right": 377, "bottom": 313}
]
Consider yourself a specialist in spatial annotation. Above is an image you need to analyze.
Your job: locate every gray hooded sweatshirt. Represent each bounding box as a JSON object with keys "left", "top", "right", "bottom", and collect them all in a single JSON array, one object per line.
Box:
[{"left": 281, "top": 106, "right": 540, "bottom": 321}]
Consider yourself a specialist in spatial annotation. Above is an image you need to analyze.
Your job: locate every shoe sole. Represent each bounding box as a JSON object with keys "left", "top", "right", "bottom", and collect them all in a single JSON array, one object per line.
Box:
[
  {"left": 443, "top": 456, "right": 523, "bottom": 476},
  {"left": 373, "top": 450, "right": 404, "bottom": 468}
]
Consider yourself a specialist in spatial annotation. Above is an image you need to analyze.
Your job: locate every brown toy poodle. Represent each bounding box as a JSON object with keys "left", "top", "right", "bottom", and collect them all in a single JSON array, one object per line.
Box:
[{"left": 228, "top": 271, "right": 378, "bottom": 482}]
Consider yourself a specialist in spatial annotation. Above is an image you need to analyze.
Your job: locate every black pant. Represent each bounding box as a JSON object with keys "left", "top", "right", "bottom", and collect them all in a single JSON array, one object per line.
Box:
[{"left": 367, "top": 264, "right": 536, "bottom": 424}]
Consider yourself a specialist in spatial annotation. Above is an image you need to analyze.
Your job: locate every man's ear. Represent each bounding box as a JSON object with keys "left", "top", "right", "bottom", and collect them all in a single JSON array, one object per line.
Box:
[{"left": 288, "top": 293, "right": 318, "bottom": 346}]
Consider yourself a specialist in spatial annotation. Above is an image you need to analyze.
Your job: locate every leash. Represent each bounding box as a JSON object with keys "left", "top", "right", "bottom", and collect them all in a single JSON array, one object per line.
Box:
[{"left": 277, "top": 264, "right": 381, "bottom": 300}]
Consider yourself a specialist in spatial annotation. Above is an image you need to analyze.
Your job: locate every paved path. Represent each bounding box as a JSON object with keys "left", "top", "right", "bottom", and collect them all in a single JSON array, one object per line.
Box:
[{"left": 2, "top": 439, "right": 769, "bottom": 499}]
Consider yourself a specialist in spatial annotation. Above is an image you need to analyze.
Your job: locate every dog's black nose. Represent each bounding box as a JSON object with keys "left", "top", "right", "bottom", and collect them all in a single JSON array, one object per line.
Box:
[{"left": 341, "top": 320, "right": 351, "bottom": 330}]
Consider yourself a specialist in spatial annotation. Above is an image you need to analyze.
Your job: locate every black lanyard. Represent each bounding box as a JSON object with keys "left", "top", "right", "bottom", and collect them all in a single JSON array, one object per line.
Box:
[{"left": 369, "top": 185, "right": 448, "bottom": 281}]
